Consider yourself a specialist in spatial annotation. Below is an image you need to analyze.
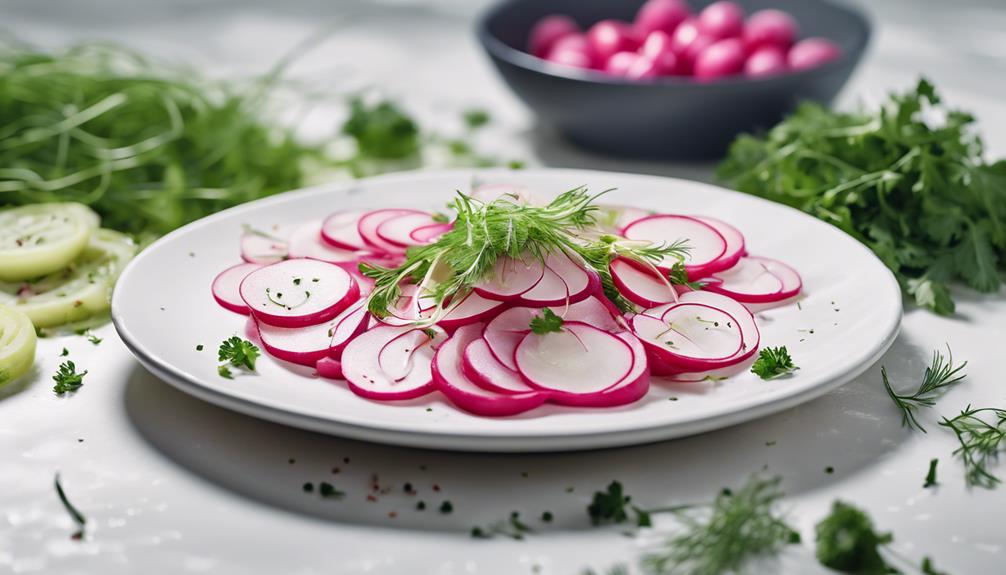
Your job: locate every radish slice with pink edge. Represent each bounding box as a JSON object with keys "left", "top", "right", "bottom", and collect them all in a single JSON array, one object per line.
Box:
[
  {"left": 377, "top": 284, "right": 436, "bottom": 327},
  {"left": 622, "top": 215, "right": 727, "bottom": 279},
  {"left": 483, "top": 296, "right": 622, "bottom": 371},
  {"left": 240, "top": 258, "right": 359, "bottom": 328},
  {"left": 631, "top": 303, "right": 743, "bottom": 372},
  {"left": 316, "top": 357, "right": 343, "bottom": 380},
  {"left": 518, "top": 251, "right": 597, "bottom": 306},
  {"left": 321, "top": 210, "right": 368, "bottom": 251},
  {"left": 515, "top": 322, "right": 634, "bottom": 395},
  {"left": 660, "top": 362, "right": 751, "bottom": 383},
  {"left": 437, "top": 290, "right": 505, "bottom": 332},
  {"left": 677, "top": 290, "right": 760, "bottom": 362},
  {"left": 379, "top": 327, "right": 434, "bottom": 382},
  {"left": 610, "top": 257, "right": 677, "bottom": 308},
  {"left": 433, "top": 325, "right": 548, "bottom": 417},
  {"left": 704, "top": 257, "right": 786, "bottom": 303},
  {"left": 692, "top": 215, "right": 747, "bottom": 260},
  {"left": 377, "top": 211, "right": 437, "bottom": 248},
  {"left": 255, "top": 300, "right": 369, "bottom": 366},
  {"left": 462, "top": 337, "right": 539, "bottom": 395},
  {"left": 578, "top": 332, "right": 650, "bottom": 407},
  {"left": 212, "top": 262, "right": 263, "bottom": 314},
  {"left": 358, "top": 209, "right": 423, "bottom": 254},
  {"left": 410, "top": 222, "right": 452, "bottom": 244},
  {"left": 474, "top": 256, "right": 546, "bottom": 301},
  {"left": 342, "top": 325, "right": 445, "bottom": 400},
  {"left": 241, "top": 226, "right": 289, "bottom": 264},
  {"left": 347, "top": 267, "right": 376, "bottom": 296},
  {"left": 286, "top": 221, "right": 359, "bottom": 266}
]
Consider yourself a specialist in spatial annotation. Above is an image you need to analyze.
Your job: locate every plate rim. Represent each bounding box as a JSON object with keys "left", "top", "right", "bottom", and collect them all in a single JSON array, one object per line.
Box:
[{"left": 111, "top": 168, "right": 903, "bottom": 452}]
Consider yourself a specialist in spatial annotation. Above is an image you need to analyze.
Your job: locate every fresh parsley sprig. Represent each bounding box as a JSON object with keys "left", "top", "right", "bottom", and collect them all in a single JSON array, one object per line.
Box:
[
  {"left": 53, "top": 361, "right": 87, "bottom": 395},
  {"left": 529, "top": 308, "right": 564, "bottom": 335},
  {"left": 750, "top": 346, "right": 798, "bottom": 380},
  {"left": 883, "top": 347, "right": 967, "bottom": 432},
  {"left": 217, "top": 336, "right": 260, "bottom": 378},
  {"left": 939, "top": 406, "right": 1006, "bottom": 489}
]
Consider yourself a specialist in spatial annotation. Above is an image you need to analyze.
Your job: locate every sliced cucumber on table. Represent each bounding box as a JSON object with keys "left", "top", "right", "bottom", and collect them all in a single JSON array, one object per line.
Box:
[
  {"left": 0, "top": 203, "right": 100, "bottom": 282},
  {"left": 0, "top": 305, "right": 37, "bottom": 387},
  {"left": 0, "top": 229, "right": 136, "bottom": 328}
]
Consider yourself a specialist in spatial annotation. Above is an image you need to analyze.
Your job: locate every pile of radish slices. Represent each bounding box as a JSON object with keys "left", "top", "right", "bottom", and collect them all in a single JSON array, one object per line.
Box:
[{"left": 211, "top": 191, "right": 802, "bottom": 417}]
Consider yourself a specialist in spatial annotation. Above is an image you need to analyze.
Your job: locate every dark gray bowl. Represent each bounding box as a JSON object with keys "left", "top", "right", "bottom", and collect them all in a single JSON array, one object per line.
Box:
[{"left": 477, "top": 0, "right": 871, "bottom": 159}]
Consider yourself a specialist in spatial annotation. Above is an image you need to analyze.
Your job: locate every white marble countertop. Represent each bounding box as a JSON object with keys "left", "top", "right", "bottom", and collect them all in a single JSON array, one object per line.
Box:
[{"left": 2, "top": 1, "right": 1005, "bottom": 573}]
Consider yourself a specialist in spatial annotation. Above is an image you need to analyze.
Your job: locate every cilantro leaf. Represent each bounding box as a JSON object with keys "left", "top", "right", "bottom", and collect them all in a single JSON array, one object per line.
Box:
[
  {"left": 529, "top": 308, "right": 564, "bottom": 335},
  {"left": 750, "top": 347, "right": 798, "bottom": 380},
  {"left": 53, "top": 361, "right": 87, "bottom": 395},
  {"left": 218, "top": 336, "right": 260, "bottom": 372}
]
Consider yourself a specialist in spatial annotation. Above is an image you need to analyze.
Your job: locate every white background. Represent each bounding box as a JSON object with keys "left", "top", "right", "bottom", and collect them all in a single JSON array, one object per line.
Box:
[{"left": 2, "top": 1, "right": 1005, "bottom": 573}]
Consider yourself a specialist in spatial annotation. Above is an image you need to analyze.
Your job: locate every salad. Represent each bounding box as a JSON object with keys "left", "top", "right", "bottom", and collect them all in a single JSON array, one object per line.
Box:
[{"left": 211, "top": 184, "right": 802, "bottom": 416}]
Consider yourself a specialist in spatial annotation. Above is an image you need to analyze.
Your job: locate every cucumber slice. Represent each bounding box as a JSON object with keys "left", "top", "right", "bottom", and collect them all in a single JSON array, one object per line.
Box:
[
  {"left": 0, "top": 305, "right": 37, "bottom": 387},
  {"left": 0, "top": 229, "right": 135, "bottom": 328},
  {"left": 0, "top": 203, "right": 100, "bottom": 282}
]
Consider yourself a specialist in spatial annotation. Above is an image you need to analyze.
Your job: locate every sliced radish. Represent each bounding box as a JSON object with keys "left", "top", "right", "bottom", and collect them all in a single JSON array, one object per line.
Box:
[
  {"left": 347, "top": 267, "right": 376, "bottom": 296},
  {"left": 287, "top": 221, "right": 359, "bottom": 266},
  {"left": 377, "top": 212, "right": 436, "bottom": 248},
  {"left": 519, "top": 251, "right": 596, "bottom": 306},
  {"left": 256, "top": 300, "right": 369, "bottom": 366},
  {"left": 378, "top": 284, "right": 436, "bottom": 327},
  {"left": 587, "top": 332, "right": 650, "bottom": 407},
  {"left": 632, "top": 303, "right": 743, "bottom": 371},
  {"left": 316, "top": 357, "right": 343, "bottom": 379},
  {"left": 474, "top": 256, "right": 546, "bottom": 301},
  {"left": 342, "top": 325, "right": 444, "bottom": 400},
  {"left": 749, "top": 256, "right": 801, "bottom": 297},
  {"left": 515, "top": 322, "right": 634, "bottom": 395},
  {"left": 679, "top": 290, "right": 760, "bottom": 362},
  {"left": 659, "top": 362, "right": 750, "bottom": 383},
  {"left": 410, "top": 222, "right": 452, "bottom": 244},
  {"left": 704, "top": 257, "right": 785, "bottom": 303},
  {"left": 240, "top": 259, "right": 359, "bottom": 328},
  {"left": 321, "top": 210, "right": 367, "bottom": 251},
  {"left": 212, "top": 262, "right": 263, "bottom": 315},
  {"left": 622, "top": 215, "right": 727, "bottom": 279},
  {"left": 433, "top": 325, "right": 548, "bottom": 417},
  {"left": 241, "top": 227, "right": 289, "bottom": 264},
  {"left": 437, "top": 290, "right": 505, "bottom": 332},
  {"left": 462, "top": 337, "right": 539, "bottom": 395},
  {"left": 692, "top": 216, "right": 746, "bottom": 259},
  {"left": 610, "top": 257, "right": 677, "bottom": 308},
  {"left": 483, "top": 297, "right": 622, "bottom": 371},
  {"left": 358, "top": 209, "right": 423, "bottom": 255}
]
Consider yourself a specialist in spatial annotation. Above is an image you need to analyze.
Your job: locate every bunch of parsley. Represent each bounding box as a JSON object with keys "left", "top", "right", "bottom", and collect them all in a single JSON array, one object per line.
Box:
[{"left": 718, "top": 78, "right": 1005, "bottom": 315}]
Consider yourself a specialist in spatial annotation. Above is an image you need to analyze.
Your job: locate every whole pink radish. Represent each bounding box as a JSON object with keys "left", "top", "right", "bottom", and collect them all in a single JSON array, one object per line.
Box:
[
  {"left": 546, "top": 34, "right": 594, "bottom": 69},
  {"left": 604, "top": 51, "right": 661, "bottom": 79},
  {"left": 743, "top": 9, "right": 797, "bottom": 52},
  {"left": 671, "top": 18, "right": 715, "bottom": 73},
  {"left": 605, "top": 51, "right": 639, "bottom": 76},
  {"left": 697, "top": 1, "right": 745, "bottom": 40},
  {"left": 641, "top": 31, "right": 681, "bottom": 75},
  {"left": 744, "top": 46, "right": 788, "bottom": 77},
  {"left": 529, "top": 15, "right": 580, "bottom": 58},
  {"left": 693, "top": 37, "right": 745, "bottom": 81},
  {"left": 789, "top": 37, "right": 842, "bottom": 70},
  {"left": 634, "top": 0, "right": 690, "bottom": 36},
  {"left": 586, "top": 19, "right": 640, "bottom": 63}
]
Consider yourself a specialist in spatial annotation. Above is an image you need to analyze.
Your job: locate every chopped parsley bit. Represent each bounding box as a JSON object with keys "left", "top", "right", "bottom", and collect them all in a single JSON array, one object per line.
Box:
[
  {"left": 218, "top": 365, "right": 234, "bottom": 379},
  {"left": 884, "top": 347, "right": 967, "bottom": 432},
  {"left": 815, "top": 501, "right": 893, "bottom": 574},
  {"left": 924, "top": 458, "right": 939, "bottom": 488},
  {"left": 421, "top": 328, "right": 438, "bottom": 339},
  {"left": 303, "top": 482, "right": 314, "bottom": 493},
  {"left": 82, "top": 331, "right": 102, "bottom": 345},
  {"left": 529, "top": 308, "right": 564, "bottom": 335},
  {"left": 439, "top": 501, "right": 454, "bottom": 514},
  {"left": 463, "top": 108, "right": 490, "bottom": 130},
  {"left": 293, "top": 278, "right": 302, "bottom": 285},
  {"left": 60, "top": 348, "right": 69, "bottom": 357},
  {"left": 922, "top": 557, "right": 949, "bottom": 575},
  {"left": 196, "top": 344, "right": 204, "bottom": 351},
  {"left": 319, "top": 482, "right": 345, "bottom": 499},
  {"left": 470, "top": 511, "right": 533, "bottom": 540},
  {"left": 416, "top": 501, "right": 427, "bottom": 511},
  {"left": 217, "top": 336, "right": 260, "bottom": 376},
  {"left": 825, "top": 466, "right": 835, "bottom": 474},
  {"left": 668, "top": 396, "right": 679, "bottom": 401},
  {"left": 425, "top": 407, "right": 433, "bottom": 412},
  {"left": 53, "top": 361, "right": 87, "bottom": 395},
  {"left": 565, "top": 486, "right": 575, "bottom": 493},
  {"left": 750, "top": 346, "right": 798, "bottom": 380},
  {"left": 587, "top": 481, "right": 654, "bottom": 527},
  {"left": 766, "top": 441, "right": 777, "bottom": 447},
  {"left": 541, "top": 511, "right": 554, "bottom": 523},
  {"left": 54, "top": 473, "right": 86, "bottom": 541},
  {"left": 508, "top": 159, "right": 526, "bottom": 170}
]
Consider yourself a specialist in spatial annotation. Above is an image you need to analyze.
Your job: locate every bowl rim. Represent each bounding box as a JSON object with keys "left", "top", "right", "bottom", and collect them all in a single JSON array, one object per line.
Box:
[{"left": 475, "top": 0, "right": 872, "bottom": 89}]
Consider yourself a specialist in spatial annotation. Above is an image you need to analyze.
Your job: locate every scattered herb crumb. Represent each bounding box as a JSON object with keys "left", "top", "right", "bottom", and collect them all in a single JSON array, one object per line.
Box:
[
  {"left": 750, "top": 346, "right": 798, "bottom": 380},
  {"left": 416, "top": 500, "right": 427, "bottom": 511},
  {"left": 815, "top": 501, "right": 894, "bottom": 574},
  {"left": 924, "top": 458, "right": 939, "bottom": 488},
  {"left": 319, "top": 482, "right": 345, "bottom": 499},
  {"left": 938, "top": 406, "right": 1006, "bottom": 488},
  {"left": 53, "top": 361, "right": 87, "bottom": 395},
  {"left": 218, "top": 365, "right": 234, "bottom": 379},
  {"left": 54, "top": 473, "right": 86, "bottom": 541},
  {"left": 196, "top": 344, "right": 204, "bottom": 351},
  {"left": 471, "top": 511, "right": 533, "bottom": 540},
  {"left": 439, "top": 501, "right": 454, "bottom": 514},
  {"left": 825, "top": 466, "right": 835, "bottom": 474},
  {"left": 541, "top": 511, "right": 554, "bottom": 523},
  {"left": 303, "top": 482, "right": 314, "bottom": 493},
  {"left": 217, "top": 336, "right": 260, "bottom": 377},
  {"left": 60, "top": 348, "right": 69, "bottom": 357}
]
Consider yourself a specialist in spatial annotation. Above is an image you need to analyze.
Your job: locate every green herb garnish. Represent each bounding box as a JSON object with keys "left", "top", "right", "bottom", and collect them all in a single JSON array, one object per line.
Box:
[
  {"left": 470, "top": 511, "right": 533, "bottom": 540},
  {"left": 218, "top": 365, "right": 234, "bottom": 379},
  {"left": 718, "top": 78, "right": 1006, "bottom": 315},
  {"left": 319, "top": 482, "right": 345, "bottom": 499},
  {"left": 750, "top": 346, "right": 797, "bottom": 380},
  {"left": 54, "top": 473, "right": 87, "bottom": 540},
  {"left": 939, "top": 406, "right": 1006, "bottom": 488},
  {"left": 218, "top": 336, "right": 260, "bottom": 372},
  {"left": 883, "top": 347, "right": 967, "bottom": 432},
  {"left": 924, "top": 458, "right": 939, "bottom": 488},
  {"left": 815, "top": 501, "right": 893, "bottom": 574},
  {"left": 342, "top": 98, "right": 419, "bottom": 161},
  {"left": 463, "top": 109, "right": 491, "bottom": 130},
  {"left": 642, "top": 475, "right": 800, "bottom": 575},
  {"left": 53, "top": 361, "right": 87, "bottom": 395},
  {"left": 530, "top": 308, "right": 564, "bottom": 335}
]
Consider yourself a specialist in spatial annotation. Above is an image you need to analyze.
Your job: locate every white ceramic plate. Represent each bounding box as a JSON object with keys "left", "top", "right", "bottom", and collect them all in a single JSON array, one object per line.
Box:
[{"left": 111, "top": 169, "right": 901, "bottom": 452}]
